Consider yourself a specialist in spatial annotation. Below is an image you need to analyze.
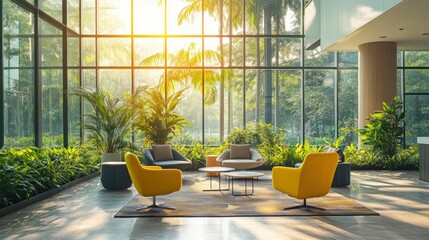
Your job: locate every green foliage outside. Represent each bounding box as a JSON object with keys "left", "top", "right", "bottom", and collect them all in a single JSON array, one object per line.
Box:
[{"left": 0, "top": 147, "right": 99, "bottom": 209}]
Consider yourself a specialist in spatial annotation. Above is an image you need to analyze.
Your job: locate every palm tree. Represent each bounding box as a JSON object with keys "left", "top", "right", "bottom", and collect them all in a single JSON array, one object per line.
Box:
[
  {"left": 177, "top": 0, "right": 296, "bottom": 130},
  {"left": 141, "top": 42, "right": 221, "bottom": 105}
]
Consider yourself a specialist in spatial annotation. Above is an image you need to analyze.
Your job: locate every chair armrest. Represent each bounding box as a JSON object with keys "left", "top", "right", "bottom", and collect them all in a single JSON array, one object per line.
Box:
[
  {"left": 250, "top": 149, "right": 265, "bottom": 163},
  {"left": 143, "top": 149, "right": 156, "bottom": 166},
  {"left": 216, "top": 150, "right": 231, "bottom": 163},
  {"left": 272, "top": 166, "right": 300, "bottom": 196},
  {"left": 172, "top": 149, "right": 191, "bottom": 162}
]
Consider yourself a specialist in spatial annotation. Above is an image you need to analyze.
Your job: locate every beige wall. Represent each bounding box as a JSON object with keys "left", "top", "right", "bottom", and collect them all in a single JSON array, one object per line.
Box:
[{"left": 358, "top": 41, "right": 397, "bottom": 128}]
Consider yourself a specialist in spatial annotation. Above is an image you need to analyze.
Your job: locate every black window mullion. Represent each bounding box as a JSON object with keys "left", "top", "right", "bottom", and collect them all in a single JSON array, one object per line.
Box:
[
  {"left": 62, "top": 0, "right": 69, "bottom": 148},
  {"left": 0, "top": 0, "right": 4, "bottom": 148}
]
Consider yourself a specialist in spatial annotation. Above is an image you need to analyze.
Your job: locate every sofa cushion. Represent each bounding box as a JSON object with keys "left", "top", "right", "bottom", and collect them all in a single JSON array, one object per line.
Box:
[
  {"left": 152, "top": 145, "right": 174, "bottom": 161},
  {"left": 230, "top": 144, "right": 251, "bottom": 159}
]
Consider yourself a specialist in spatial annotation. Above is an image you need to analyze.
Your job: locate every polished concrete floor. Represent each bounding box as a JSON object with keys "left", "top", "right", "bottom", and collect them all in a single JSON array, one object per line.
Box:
[{"left": 0, "top": 170, "right": 428, "bottom": 240}]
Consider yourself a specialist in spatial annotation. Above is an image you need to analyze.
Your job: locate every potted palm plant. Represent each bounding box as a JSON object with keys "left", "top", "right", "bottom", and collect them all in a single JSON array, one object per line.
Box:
[
  {"left": 74, "top": 87, "right": 144, "bottom": 162},
  {"left": 132, "top": 86, "right": 189, "bottom": 146}
]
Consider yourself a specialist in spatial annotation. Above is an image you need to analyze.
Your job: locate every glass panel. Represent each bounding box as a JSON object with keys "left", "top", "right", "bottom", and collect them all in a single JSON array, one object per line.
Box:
[
  {"left": 405, "top": 95, "right": 429, "bottom": 145},
  {"left": 3, "top": 1, "right": 34, "bottom": 68},
  {"left": 67, "top": 35, "right": 79, "bottom": 67},
  {"left": 204, "top": 38, "right": 222, "bottom": 67},
  {"left": 134, "top": 0, "right": 164, "bottom": 35},
  {"left": 40, "top": 0, "right": 62, "bottom": 23},
  {"left": 68, "top": 69, "right": 80, "bottom": 146},
  {"left": 40, "top": 19, "right": 63, "bottom": 68},
  {"left": 39, "top": 19, "right": 63, "bottom": 147},
  {"left": 3, "top": 69, "right": 35, "bottom": 148},
  {"left": 304, "top": 70, "right": 335, "bottom": 145},
  {"left": 282, "top": 0, "right": 302, "bottom": 35},
  {"left": 98, "top": 0, "right": 131, "bottom": 34},
  {"left": 167, "top": 38, "right": 202, "bottom": 67},
  {"left": 98, "top": 38, "right": 131, "bottom": 66},
  {"left": 227, "top": 70, "right": 244, "bottom": 130},
  {"left": 67, "top": 0, "right": 80, "bottom": 33},
  {"left": 405, "top": 69, "right": 429, "bottom": 93},
  {"left": 98, "top": 69, "right": 131, "bottom": 97},
  {"left": 3, "top": 1, "right": 35, "bottom": 147},
  {"left": 225, "top": 0, "right": 243, "bottom": 35},
  {"left": 245, "top": 70, "right": 258, "bottom": 124},
  {"left": 82, "top": 69, "right": 96, "bottom": 89},
  {"left": 174, "top": 70, "right": 203, "bottom": 144},
  {"left": 82, "top": 69, "right": 96, "bottom": 143},
  {"left": 135, "top": 69, "right": 164, "bottom": 89},
  {"left": 275, "top": 70, "right": 301, "bottom": 145},
  {"left": 204, "top": 78, "right": 221, "bottom": 145},
  {"left": 134, "top": 38, "right": 164, "bottom": 66},
  {"left": 338, "top": 70, "right": 358, "bottom": 146},
  {"left": 41, "top": 68, "right": 63, "bottom": 147},
  {"left": 405, "top": 51, "right": 429, "bottom": 67},
  {"left": 166, "top": 0, "right": 202, "bottom": 35},
  {"left": 230, "top": 37, "right": 244, "bottom": 67},
  {"left": 82, "top": 0, "right": 96, "bottom": 34},
  {"left": 245, "top": 38, "right": 263, "bottom": 67},
  {"left": 305, "top": 46, "right": 335, "bottom": 67},
  {"left": 204, "top": 7, "right": 221, "bottom": 35},
  {"left": 338, "top": 52, "right": 358, "bottom": 67},
  {"left": 82, "top": 38, "right": 95, "bottom": 66},
  {"left": 276, "top": 38, "right": 301, "bottom": 67}
]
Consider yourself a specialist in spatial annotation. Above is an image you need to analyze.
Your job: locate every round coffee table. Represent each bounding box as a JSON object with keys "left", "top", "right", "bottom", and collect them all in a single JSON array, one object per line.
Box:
[
  {"left": 224, "top": 171, "right": 264, "bottom": 196},
  {"left": 198, "top": 167, "right": 235, "bottom": 191}
]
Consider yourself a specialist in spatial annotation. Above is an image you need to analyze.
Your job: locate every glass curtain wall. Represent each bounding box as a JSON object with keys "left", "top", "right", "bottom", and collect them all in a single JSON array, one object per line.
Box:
[
  {"left": 1, "top": 0, "right": 79, "bottom": 148},
  {"left": 2, "top": 0, "right": 429, "bottom": 149}
]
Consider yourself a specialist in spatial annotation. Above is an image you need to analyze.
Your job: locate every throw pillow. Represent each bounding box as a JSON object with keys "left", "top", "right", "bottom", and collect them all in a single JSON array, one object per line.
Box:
[
  {"left": 152, "top": 144, "right": 174, "bottom": 161},
  {"left": 322, "top": 146, "right": 345, "bottom": 162},
  {"left": 230, "top": 144, "right": 251, "bottom": 159}
]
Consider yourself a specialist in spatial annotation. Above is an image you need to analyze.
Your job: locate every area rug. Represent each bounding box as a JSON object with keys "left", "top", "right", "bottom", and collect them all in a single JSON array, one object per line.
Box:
[{"left": 114, "top": 173, "right": 378, "bottom": 218}]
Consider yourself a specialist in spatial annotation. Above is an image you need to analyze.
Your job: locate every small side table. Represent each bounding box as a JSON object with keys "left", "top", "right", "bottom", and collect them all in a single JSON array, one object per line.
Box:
[
  {"left": 205, "top": 155, "right": 222, "bottom": 177},
  {"left": 198, "top": 167, "right": 235, "bottom": 191},
  {"left": 100, "top": 162, "right": 132, "bottom": 190},
  {"left": 224, "top": 172, "right": 264, "bottom": 196},
  {"left": 332, "top": 162, "right": 351, "bottom": 187}
]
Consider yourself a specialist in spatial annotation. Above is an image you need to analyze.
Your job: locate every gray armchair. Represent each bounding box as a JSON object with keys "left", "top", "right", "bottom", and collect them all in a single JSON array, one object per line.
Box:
[
  {"left": 216, "top": 148, "right": 265, "bottom": 170},
  {"left": 144, "top": 148, "right": 192, "bottom": 170}
]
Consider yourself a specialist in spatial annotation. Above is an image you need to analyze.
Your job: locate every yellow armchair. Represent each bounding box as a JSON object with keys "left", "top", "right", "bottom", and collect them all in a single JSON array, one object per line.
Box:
[
  {"left": 125, "top": 152, "right": 182, "bottom": 210},
  {"left": 272, "top": 152, "right": 338, "bottom": 210}
]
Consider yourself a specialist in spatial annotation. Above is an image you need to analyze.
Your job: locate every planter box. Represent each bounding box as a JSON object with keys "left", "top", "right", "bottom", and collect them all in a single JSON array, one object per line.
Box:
[{"left": 0, "top": 172, "right": 99, "bottom": 218}]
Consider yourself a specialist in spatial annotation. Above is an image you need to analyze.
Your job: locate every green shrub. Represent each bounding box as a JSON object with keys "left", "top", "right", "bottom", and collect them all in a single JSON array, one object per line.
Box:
[
  {"left": 344, "top": 143, "right": 418, "bottom": 170},
  {"left": 0, "top": 147, "right": 99, "bottom": 209}
]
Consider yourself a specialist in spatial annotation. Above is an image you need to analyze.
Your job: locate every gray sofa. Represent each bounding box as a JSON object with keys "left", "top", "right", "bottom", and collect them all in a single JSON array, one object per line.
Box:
[
  {"left": 143, "top": 148, "right": 192, "bottom": 170},
  {"left": 216, "top": 149, "right": 265, "bottom": 170}
]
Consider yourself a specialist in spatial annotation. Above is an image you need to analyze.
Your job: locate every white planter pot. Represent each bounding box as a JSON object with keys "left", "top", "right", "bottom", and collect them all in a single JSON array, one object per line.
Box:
[{"left": 101, "top": 152, "right": 122, "bottom": 163}]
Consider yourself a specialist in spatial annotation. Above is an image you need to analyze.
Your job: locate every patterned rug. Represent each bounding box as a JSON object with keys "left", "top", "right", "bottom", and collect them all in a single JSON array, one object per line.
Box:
[{"left": 114, "top": 173, "right": 378, "bottom": 218}]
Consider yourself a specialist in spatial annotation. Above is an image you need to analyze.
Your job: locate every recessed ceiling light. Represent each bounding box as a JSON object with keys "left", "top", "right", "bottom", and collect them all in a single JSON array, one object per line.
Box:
[
  {"left": 380, "top": 36, "right": 387, "bottom": 38},
  {"left": 422, "top": 33, "right": 429, "bottom": 36}
]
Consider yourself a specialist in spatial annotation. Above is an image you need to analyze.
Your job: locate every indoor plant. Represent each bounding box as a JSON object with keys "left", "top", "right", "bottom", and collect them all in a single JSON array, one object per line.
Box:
[
  {"left": 74, "top": 87, "right": 143, "bottom": 162},
  {"left": 132, "top": 86, "right": 189, "bottom": 146},
  {"left": 358, "top": 96, "right": 405, "bottom": 160}
]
